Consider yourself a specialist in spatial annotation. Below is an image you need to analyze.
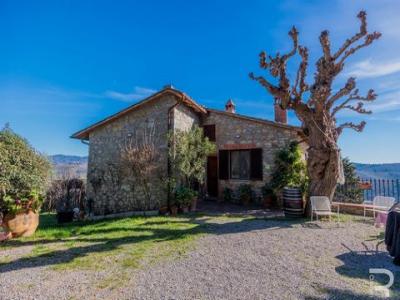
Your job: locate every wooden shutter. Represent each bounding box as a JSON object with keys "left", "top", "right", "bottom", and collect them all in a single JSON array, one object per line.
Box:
[
  {"left": 219, "top": 150, "right": 229, "bottom": 179},
  {"left": 203, "top": 125, "right": 216, "bottom": 142},
  {"left": 250, "top": 148, "right": 263, "bottom": 180}
]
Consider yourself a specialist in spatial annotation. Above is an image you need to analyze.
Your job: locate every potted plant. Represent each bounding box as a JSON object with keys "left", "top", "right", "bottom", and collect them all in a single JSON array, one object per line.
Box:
[
  {"left": 1, "top": 190, "right": 42, "bottom": 237},
  {"left": 261, "top": 184, "right": 276, "bottom": 209},
  {"left": 176, "top": 187, "right": 195, "bottom": 213},
  {"left": 238, "top": 184, "right": 252, "bottom": 206},
  {"left": 170, "top": 202, "right": 179, "bottom": 216},
  {"left": 56, "top": 195, "right": 74, "bottom": 224},
  {"left": 159, "top": 206, "right": 169, "bottom": 215},
  {"left": 223, "top": 187, "right": 233, "bottom": 203},
  {"left": 190, "top": 190, "right": 199, "bottom": 212}
]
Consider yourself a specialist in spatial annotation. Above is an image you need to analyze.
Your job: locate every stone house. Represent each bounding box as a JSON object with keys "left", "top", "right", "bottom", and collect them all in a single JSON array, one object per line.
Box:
[{"left": 72, "top": 86, "right": 304, "bottom": 215}]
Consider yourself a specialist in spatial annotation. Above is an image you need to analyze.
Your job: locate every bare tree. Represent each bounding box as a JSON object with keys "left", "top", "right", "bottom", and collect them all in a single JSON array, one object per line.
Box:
[
  {"left": 121, "top": 122, "right": 161, "bottom": 209},
  {"left": 250, "top": 11, "right": 381, "bottom": 209}
]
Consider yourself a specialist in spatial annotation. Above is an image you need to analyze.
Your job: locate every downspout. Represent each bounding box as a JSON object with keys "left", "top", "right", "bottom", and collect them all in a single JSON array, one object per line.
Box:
[
  {"left": 167, "top": 100, "right": 180, "bottom": 209},
  {"left": 81, "top": 139, "right": 89, "bottom": 146}
]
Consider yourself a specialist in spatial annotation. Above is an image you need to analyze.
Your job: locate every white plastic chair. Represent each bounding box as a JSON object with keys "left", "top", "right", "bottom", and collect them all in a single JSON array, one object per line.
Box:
[
  {"left": 310, "top": 196, "right": 334, "bottom": 221},
  {"left": 364, "top": 196, "right": 395, "bottom": 219}
]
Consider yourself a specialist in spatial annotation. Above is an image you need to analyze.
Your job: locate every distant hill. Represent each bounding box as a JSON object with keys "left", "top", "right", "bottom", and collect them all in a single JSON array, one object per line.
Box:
[
  {"left": 354, "top": 163, "right": 400, "bottom": 180},
  {"left": 49, "top": 155, "right": 400, "bottom": 180},
  {"left": 49, "top": 155, "right": 88, "bottom": 179}
]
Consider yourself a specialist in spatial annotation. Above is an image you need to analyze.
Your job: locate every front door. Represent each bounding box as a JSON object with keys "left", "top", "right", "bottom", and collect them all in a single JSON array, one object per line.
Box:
[{"left": 207, "top": 156, "right": 218, "bottom": 198}]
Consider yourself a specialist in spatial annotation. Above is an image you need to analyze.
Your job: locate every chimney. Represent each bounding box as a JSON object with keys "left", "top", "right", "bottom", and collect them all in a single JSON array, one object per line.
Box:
[
  {"left": 163, "top": 84, "right": 174, "bottom": 89},
  {"left": 274, "top": 103, "right": 287, "bottom": 124},
  {"left": 225, "top": 99, "right": 236, "bottom": 113}
]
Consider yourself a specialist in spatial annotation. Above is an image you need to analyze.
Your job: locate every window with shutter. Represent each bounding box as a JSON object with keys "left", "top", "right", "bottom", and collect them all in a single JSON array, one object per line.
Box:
[
  {"left": 230, "top": 150, "right": 250, "bottom": 180},
  {"left": 218, "top": 150, "right": 229, "bottom": 179},
  {"left": 218, "top": 148, "right": 263, "bottom": 181},
  {"left": 250, "top": 148, "right": 263, "bottom": 180},
  {"left": 203, "top": 125, "right": 216, "bottom": 142}
]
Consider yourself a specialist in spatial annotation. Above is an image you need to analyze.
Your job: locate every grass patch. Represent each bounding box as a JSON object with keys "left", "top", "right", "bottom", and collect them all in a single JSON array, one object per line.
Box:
[{"left": 1, "top": 213, "right": 206, "bottom": 276}]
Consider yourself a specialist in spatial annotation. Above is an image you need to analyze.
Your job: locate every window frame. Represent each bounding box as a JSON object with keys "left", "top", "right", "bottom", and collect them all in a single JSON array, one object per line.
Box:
[
  {"left": 203, "top": 124, "right": 216, "bottom": 142},
  {"left": 229, "top": 150, "right": 251, "bottom": 180},
  {"left": 218, "top": 148, "right": 263, "bottom": 181}
]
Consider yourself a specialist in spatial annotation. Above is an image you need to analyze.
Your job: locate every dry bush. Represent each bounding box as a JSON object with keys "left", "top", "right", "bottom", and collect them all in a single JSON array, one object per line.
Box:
[{"left": 44, "top": 178, "right": 86, "bottom": 212}]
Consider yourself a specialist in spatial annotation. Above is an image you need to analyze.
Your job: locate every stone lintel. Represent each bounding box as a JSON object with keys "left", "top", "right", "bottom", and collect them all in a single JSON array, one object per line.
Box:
[{"left": 220, "top": 143, "right": 257, "bottom": 150}]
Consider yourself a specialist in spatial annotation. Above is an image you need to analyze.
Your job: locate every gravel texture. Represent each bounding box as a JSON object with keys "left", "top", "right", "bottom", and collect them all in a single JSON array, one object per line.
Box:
[{"left": 0, "top": 216, "right": 398, "bottom": 300}]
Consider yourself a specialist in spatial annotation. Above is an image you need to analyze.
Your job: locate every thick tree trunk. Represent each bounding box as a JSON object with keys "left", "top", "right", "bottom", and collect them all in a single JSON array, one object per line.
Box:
[{"left": 303, "top": 120, "right": 340, "bottom": 216}]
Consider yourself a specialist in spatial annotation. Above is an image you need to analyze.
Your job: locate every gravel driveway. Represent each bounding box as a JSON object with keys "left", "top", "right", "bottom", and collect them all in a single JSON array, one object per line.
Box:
[{"left": 1, "top": 216, "right": 398, "bottom": 300}]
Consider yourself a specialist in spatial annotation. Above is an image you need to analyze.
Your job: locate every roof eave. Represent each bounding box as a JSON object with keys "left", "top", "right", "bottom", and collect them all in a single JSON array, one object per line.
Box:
[
  {"left": 206, "top": 108, "right": 302, "bottom": 132},
  {"left": 70, "top": 87, "right": 207, "bottom": 140}
]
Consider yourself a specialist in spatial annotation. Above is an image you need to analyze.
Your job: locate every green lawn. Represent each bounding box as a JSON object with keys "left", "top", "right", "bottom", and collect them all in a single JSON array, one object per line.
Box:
[
  {"left": 1, "top": 212, "right": 393, "bottom": 296},
  {"left": 0, "top": 213, "right": 221, "bottom": 288},
  {"left": 1, "top": 214, "right": 208, "bottom": 272}
]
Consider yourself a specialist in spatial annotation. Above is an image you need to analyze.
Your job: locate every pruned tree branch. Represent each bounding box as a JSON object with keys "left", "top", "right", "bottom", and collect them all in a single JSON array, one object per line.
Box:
[
  {"left": 333, "top": 11, "right": 368, "bottom": 59},
  {"left": 337, "top": 31, "right": 381, "bottom": 66},
  {"left": 282, "top": 26, "right": 299, "bottom": 61},
  {"left": 331, "top": 88, "right": 376, "bottom": 116},
  {"left": 292, "top": 46, "right": 309, "bottom": 103},
  {"left": 251, "top": 26, "right": 301, "bottom": 109},
  {"left": 249, "top": 72, "right": 281, "bottom": 95},
  {"left": 320, "top": 30, "right": 331, "bottom": 60},
  {"left": 336, "top": 121, "right": 366, "bottom": 135},
  {"left": 327, "top": 77, "right": 356, "bottom": 108}
]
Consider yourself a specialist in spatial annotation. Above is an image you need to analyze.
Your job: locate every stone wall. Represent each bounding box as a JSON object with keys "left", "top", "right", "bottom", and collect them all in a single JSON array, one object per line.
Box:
[
  {"left": 85, "top": 92, "right": 304, "bottom": 214},
  {"left": 202, "top": 111, "right": 304, "bottom": 201},
  {"left": 173, "top": 103, "right": 200, "bottom": 132},
  {"left": 87, "top": 94, "right": 176, "bottom": 215}
]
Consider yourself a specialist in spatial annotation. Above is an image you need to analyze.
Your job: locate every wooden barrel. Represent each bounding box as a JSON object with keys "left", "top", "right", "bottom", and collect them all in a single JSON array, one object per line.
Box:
[{"left": 283, "top": 187, "right": 304, "bottom": 218}]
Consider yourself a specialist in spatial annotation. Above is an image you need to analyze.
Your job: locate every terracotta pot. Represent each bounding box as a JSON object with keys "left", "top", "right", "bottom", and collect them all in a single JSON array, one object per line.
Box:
[
  {"left": 190, "top": 197, "right": 198, "bottom": 212},
  {"left": 358, "top": 182, "right": 372, "bottom": 190},
  {"left": 3, "top": 210, "right": 39, "bottom": 237},
  {"left": 170, "top": 205, "right": 178, "bottom": 216},
  {"left": 241, "top": 196, "right": 251, "bottom": 206},
  {"left": 159, "top": 206, "right": 169, "bottom": 215},
  {"left": 263, "top": 195, "right": 273, "bottom": 209}
]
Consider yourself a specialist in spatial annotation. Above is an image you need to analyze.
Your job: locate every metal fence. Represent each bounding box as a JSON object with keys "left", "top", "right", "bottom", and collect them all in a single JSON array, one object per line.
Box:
[
  {"left": 335, "top": 178, "right": 400, "bottom": 203},
  {"left": 359, "top": 178, "right": 400, "bottom": 202}
]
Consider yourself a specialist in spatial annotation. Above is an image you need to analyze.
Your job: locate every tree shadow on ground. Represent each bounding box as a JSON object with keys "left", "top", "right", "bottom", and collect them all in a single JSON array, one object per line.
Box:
[
  {"left": 304, "top": 287, "right": 389, "bottom": 300},
  {"left": 0, "top": 214, "right": 310, "bottom": 273},
  {"left": 335, "top": 242, "right": 400, "bottom": 296},
  {"left": 0, "top": 229, "right": 193, "bottom": 273}
]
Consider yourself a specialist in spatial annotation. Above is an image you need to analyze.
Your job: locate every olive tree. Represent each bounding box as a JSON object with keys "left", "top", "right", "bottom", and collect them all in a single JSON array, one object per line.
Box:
[
  {"left": 169, "top": 125, "right": 215, "bottom": 188},
  {"left": 0, "top": 125, "right": 51, "bottom": 198}
]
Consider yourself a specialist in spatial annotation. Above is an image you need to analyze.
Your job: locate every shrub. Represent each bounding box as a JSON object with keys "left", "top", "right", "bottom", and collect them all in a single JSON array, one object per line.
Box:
[
  {"left": 223, "top": 187, "right": 234, "bottom": 203},
  {"left": 261, "top": 184, "right": 274, "bottom": 198},
  {"left": 2, "top": 190, "right": 43, "bottom": 215},
  {"left": 44, "top": 178, "right": 86, "bottom": 212},
  {"left": 0, "top": 125, "right": 51, "bottom": 213},
  {"left": 270, "top": 141, "right": 308, "bottom": 194},
  {"left": 169, "top": 125, "right": 216, "bottom": 188},
  {"left": 334, "top": 158, "right": 363, "bottom": 203},
  {"left": 175, "top": 187, "right": 197, "bottom": 207},
  {"left": 238, "top": 184, "right": 252, "bottom": 205},
  {"left": 261, "top": 183, "right": 277, "bottom": 208}
]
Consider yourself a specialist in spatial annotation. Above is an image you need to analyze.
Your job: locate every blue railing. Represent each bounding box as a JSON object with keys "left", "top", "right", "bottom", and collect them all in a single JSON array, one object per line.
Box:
[
  {"left": 335, "top": 178, "right": 400, "bottom": 203},
  {"left": 359, "top": 178, "right": 400, "bottom": 202}
]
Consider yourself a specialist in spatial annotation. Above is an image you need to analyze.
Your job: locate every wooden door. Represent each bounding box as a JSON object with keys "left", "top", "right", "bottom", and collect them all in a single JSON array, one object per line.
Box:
[{"left": 207, "top": 156, "right": 218, "bottom": 198}]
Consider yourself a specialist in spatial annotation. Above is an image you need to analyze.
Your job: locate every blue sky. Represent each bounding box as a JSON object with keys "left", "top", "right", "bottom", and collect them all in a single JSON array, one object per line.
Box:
[{"left": 1, "top": 0, "right": 399, "bottom": 163}]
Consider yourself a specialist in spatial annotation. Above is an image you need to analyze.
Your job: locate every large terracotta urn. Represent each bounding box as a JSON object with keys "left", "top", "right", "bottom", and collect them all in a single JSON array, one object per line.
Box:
[{"left": 3, "top": 210, "right": 39, "bottom": 237}]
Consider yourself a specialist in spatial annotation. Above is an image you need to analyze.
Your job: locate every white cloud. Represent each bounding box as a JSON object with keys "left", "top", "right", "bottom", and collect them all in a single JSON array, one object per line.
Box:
[
  {"left": 365, "top": 89, "right": 400, "bottom": 112},
  {"left": 370, "top": 115, "right": 400, "bottom": 122},
  {"left": 105, "top": 86, "right": 156, "bottom": 102},
  {"left": 345, "top": 59, "right": 400, "bottom": 78}
]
